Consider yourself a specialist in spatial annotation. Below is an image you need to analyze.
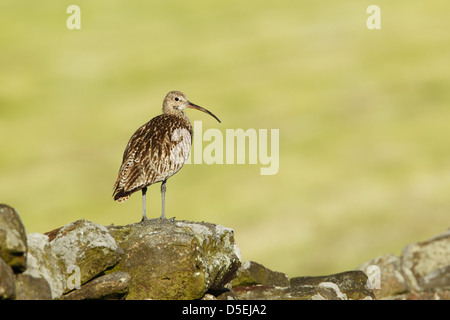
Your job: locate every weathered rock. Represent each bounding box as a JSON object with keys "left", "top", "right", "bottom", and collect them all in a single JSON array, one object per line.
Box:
[
  {"left": 0, "top": 257, "right": 15, "bottom": 299},
  {"left": 314, "top": 282, "right": 350, "bottom": 300},
  {"left": 3, "top": 203, "right": 448, "bottom": 301},
  {"left": 384, "top": 289, "right": 450, "bottom": 300},
  {"left": 232, "top": 261, "right": 289, "bottom": 287},
  {"left": 23, "top": 233, "right": 66, "bottom": 299},
  {"left": 401, "top": 230, "right": 450, "bottom": 292},
  {"left": 0, "top": 204, "right": 27, "bottom": 271},
  {"left": 231, "top": 285, "right": 294, "bottom": 300},
  {"left": 107, "top": 219, "right": 241, "bottom": 300},
  {"left": 290, "top": 271, "right": 375, "bottom": 300},
  {"left": 223, "top": 270, "right": 374, "bottom": 300},
  {"left": 229, "top": 283, "right": 350, "bottom": 300},
  {"left": 358, "top": 254, "right": 407, "bottom": 299},
  {"left": 49, "top": 219, "right": 122, "bottom": 288},
  {"left": 62, "top": 271, "right": 130, "bottom": 300},
  {"left": 14, "top": 273, "right": 52, "bottom": 300},
  {"left": 201, "top": 293, "right": 218, "bottom": 300}
]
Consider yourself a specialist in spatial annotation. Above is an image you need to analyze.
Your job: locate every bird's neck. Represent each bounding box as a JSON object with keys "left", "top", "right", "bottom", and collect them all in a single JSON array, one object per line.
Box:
[{"left": 163, "top": 109, "right": 192, "bottom": 130}]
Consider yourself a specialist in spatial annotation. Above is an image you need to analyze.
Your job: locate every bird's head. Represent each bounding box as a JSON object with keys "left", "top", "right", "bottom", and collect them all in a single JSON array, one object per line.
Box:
[{"left": 163, "top": 91, "right": 221, "bottom": 123}]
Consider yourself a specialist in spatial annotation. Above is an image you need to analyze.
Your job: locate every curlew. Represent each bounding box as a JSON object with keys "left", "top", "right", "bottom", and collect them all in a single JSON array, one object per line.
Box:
[{"left": 113, "top": 91, "right": 221, "bottom": 221}]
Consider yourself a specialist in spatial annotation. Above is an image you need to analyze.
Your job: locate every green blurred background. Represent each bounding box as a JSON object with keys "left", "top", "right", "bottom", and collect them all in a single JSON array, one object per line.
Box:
[{"left": 1, "top": 1, "right": 449, "bottom": 277}]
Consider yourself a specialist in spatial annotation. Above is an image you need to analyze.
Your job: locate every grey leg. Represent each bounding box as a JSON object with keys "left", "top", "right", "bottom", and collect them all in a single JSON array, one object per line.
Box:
[
  {"left": 160, "top": 180, "right": 167, "bottom": 219},
  {"left": 141, "top": 187, "right": 148, "bottom": 222}
]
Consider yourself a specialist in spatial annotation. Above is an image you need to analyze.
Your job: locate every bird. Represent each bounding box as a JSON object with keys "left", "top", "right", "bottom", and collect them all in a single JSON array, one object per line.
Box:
[{"left": 113, "top": 91, "right": 221, "bottom": 222}]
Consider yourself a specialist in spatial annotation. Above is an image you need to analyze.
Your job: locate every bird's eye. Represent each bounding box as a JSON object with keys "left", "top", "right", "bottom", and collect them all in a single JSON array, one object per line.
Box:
[{"left": 174, "top": 97, "right": 179, "bottom": 101}]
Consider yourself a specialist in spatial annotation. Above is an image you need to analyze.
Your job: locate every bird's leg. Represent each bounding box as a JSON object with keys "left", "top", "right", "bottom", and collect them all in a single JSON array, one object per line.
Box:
[
  {"left": 141, "top": 187, "right": 148, "bottom": 222},
  {"left": 160, "top": 180, "right": 167, "bottom": 219}
]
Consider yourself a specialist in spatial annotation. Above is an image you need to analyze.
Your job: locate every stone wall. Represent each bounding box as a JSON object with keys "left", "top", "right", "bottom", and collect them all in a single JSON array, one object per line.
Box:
[{"left": 1, "top": 204, "right": 448, "bottom": 300}]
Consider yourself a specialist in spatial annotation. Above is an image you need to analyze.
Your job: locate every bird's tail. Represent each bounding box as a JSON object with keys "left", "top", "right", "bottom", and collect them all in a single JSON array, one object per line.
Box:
[
  {"left": 112, "top": 182, "right": 131, "bottom": 202},
  {"left": 114, "top": 193, "right": 131, "bottom": 203}
]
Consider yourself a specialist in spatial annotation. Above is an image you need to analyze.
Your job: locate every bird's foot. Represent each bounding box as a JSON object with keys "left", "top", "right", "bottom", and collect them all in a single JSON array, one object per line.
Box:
[
  {"left": 139, "top": 216, "right": 149, "bottom": 225},
  {"left": 158, "top": 215, "right": 176, "bottom": 222}
]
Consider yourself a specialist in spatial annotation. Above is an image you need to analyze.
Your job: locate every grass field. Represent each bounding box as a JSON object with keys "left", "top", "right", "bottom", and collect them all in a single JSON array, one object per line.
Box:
[{"left": 1, "top": 1, "right": 449, "bottom": 276}]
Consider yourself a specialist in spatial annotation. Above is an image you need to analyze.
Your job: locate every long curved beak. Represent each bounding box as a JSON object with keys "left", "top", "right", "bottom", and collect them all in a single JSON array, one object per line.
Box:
[{"left": 187, "top": 101, "right": 221, "bottom": 123}]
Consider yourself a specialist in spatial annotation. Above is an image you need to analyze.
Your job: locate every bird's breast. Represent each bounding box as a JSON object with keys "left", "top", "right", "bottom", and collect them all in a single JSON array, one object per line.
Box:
[
  {"left": 145, "top": 115, "right": 193, "bottom": 181},
  {"left": 168, "top": 125, "right": 192, "bottom": 166}
]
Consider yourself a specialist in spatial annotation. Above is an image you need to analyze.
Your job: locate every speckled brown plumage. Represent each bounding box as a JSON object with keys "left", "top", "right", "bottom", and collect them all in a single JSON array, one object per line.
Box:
[
  {"left": 113, "top": 91, "right": 220, "bottom": 221},
  {"left": 113, "top": 113, "right": 192, "bottom": 202}
]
